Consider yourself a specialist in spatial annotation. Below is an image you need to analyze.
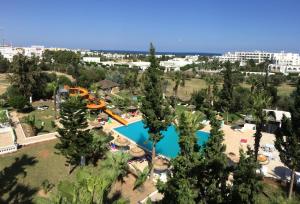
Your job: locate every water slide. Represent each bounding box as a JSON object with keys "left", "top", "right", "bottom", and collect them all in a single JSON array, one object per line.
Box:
[{"left": 66, "top": 86, "right": 128, "bottom": 125}]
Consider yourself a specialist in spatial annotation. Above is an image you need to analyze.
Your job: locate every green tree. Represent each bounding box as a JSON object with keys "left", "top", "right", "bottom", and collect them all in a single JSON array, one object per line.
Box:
[
  {"left": 140, "top": 43, "right": 172, "bottom": 179},
  {"left": 231, "top": 148, "right": 262, "bottom": 204},
  {"left": 0, "top": 53, "right": 10, "bottom": 73},
  {"left": 190, "top": 90, "right": 205, "bottom": 110},
  {"left": 90, "top": 132, "right": 110, "bottom": 165},
  {"left": 39, "top": 153, "right": 131, "bottom": 204},
  {"left": 9, "top": 54, "right": 41, "bottom": 101},
  {"left": 275, "top": 117, "right": 300, "bottom": 199},
  {"left": 251, "top": 91, "right": 271, "bottom": 159},
  {"left": 204, "top": 75, "right": 218, "bottom": 108},
  {"left": 158, "top": 112, "right": 202, "bottom": 204},
  {"left": 219, "top": 61, "right": 234, "bottom": 123},
  {"left": 24, "top": 115, "right": 44, "bottom": 136},
  {"left": 198, "top": 112, "right": 229, "bottom": 203},
  {"left": 46, "top": 81, "right": 59, "bottom": 119},
  {"left": 124, "top": 69, "right": 138, "bottom": 92},
  {"left": 172, "top": 71, "right": 185, "bottom": 101},
  {"left": 101, "top": 152, "right": 131, "bottom": 182},
  {"left": 133, "top": 167, "right": 150, "bottom": 190},
  {"left": 56, "top": 96, "right": 93, "bottom": 172}
]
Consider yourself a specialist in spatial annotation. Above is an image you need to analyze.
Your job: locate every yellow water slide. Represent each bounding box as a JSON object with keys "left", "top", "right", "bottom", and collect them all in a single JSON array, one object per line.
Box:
[{"left": 65, "top": 86, "right": 128, "bottom": 125}]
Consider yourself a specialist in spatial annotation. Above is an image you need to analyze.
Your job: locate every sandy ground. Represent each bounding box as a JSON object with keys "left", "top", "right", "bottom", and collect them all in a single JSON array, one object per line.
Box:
[
  {"left": 109, "top": 173, "right": 156, "bottom": 204},
  {"left": 202, "top": 124, "right": 286, "bottom": 179}
]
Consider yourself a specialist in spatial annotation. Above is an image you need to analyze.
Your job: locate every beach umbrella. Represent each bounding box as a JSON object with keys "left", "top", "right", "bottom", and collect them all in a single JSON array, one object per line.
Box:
[
  {"left": 129, "top": 146, "right": 145, "bottom": 158},
  {"left": 114, "top": 136, "right": 130, "bottom": 147},
  {"left": 257, "top": 154, "right": 269, "bottom": 165},
  {"left": 98, "top": 112, "right": 108, "bottom": 120},
  {"left": 227, "top": 152, "right": 239, "bottom": 164},
  {"left": 113, "top": 108, "right": 122, "bottom": 115},
  {"left": 128, "top": 105, "right": 137, "bottom": 111},
  {"left": 153, "top": 157, "right": 169, "bottom": 171}
]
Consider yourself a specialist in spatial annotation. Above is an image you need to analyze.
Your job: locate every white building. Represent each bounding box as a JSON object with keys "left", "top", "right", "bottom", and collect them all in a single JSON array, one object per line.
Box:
[
  {"left": 218, "top": 51, "right": 300, "bottom": 74},
  {"left": 128, "top": 61, "right": 150, "bottom": 70},
  {"left": 160, "top": 58, "right": 194, "bottom": 72},
  {"left": 0, "top": 45, "right": 45, "bottom": 61},
  {"left": 268, "top": 52, "right": 300, "bottom": 74},
  {"left": 218, "top": 51, "right": 274, "bottom": 65},
  {"left": 82, "top": 56, "right": 101, "bottom": 63}
]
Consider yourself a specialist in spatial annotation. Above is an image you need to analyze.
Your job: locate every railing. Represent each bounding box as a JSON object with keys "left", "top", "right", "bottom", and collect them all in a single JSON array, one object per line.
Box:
[{"left": 0, "top": 144, "right": 17, "bottom": 155}]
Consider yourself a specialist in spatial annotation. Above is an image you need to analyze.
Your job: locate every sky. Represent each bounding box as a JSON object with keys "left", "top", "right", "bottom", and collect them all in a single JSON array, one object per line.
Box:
[{"left": 0, "top": 0, "right": 300, "bottom": 53}]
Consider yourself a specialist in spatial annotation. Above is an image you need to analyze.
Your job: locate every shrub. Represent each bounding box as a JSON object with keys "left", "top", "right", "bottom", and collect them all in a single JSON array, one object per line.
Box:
[
  {"left": 41, "top": 179, "right": 54, "bottom": 194},
  {"left": 8, "top": 95, "right": 28, "bottom": 111}
]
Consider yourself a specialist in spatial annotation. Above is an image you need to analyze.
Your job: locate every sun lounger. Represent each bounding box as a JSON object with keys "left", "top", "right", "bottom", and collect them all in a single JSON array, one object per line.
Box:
[{"left": 260, "top": 166, "right": 268, "bottom": 176}]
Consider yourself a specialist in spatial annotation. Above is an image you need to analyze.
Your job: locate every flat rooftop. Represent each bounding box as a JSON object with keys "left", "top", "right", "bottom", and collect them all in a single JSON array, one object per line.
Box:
[{"left": 0, "top": 130, "right": 15, "bottom": 147}]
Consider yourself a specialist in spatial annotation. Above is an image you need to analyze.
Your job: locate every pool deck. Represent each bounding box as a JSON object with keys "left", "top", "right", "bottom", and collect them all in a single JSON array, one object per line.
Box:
[
  {"left": 105, "top": 116, "right": 288, "bottom": 180},
  {"left": 202, "top": 124, "right": 286, "bottom": 179}
]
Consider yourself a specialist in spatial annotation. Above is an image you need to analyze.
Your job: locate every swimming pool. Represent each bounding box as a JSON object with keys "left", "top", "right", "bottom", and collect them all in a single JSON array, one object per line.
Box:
[{"left": 114, "top": 120, "right": 210, "bottom": 158}]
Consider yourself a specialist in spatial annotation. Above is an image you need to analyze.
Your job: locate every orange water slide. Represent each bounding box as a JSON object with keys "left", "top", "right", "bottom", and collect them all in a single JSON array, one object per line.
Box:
[
  {"left": 65, "top": 86, "right": 128, "bottom": 125},
  {"left": 104, "top": 109, "right": 128, "bottom": 125}
]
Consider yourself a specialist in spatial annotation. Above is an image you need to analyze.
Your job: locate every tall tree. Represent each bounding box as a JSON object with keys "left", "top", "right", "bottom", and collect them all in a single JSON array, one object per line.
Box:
[
  {"left": 56, "top": 96, "right": 93, "bottom": 172},
  {"left": 251, "top": 91, "right": 271, "bottom": 159},
  {"left": 231, "top": 148, "right": 262, "bottom": 204},
  {"left": 140, "top": 43, "right": 172, "bottom": 179},
  {"left": 204, "top": 75, "right": 218, "bottom": 108},
  {"left": 291, "top": 79, "right": 300, "bottom": 136},
  {"left": 172, "top": 71, "right": 185, "bottom": 101},
  {"left": 158, "top": 112, "right": 202, "bottom": 203},
  {"left": 197, "top": 112, "right": 229, "bottom": 203},
  {"left": 219, "top": 61, "right": 234, "bottom": 123},
  {"left": 275, "top": 116, "right": 300, "bottom": 199},
  {"left": 275, "top": 80, "right": 300, "bottom": 199},
  {"left": 46, "top": 80, "right": 59, "bottom": 119},
  {"left": 9, "top": 54, "right": 41, "bottom": 101},
  {"left": 0, "top": 53, "right": 10, "bottom": 73}
]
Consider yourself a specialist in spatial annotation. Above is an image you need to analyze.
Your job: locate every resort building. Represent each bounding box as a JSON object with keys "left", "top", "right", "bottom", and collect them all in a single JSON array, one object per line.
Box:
[
  {"left": 160, "top": 58, "right": 194, "bottom": 72},
  {"left": 82, "top": 56, "right": 101, "bottom": 63},
  {"left": 268, "top": 52, "right": 300, "bottom": 74},
  {"left": 0, "top": 45, "right": 45, "bottom": 61},
  {"left": 218, "top": 51, "right": 300, "bottom": 74},
  {"left": 217, "top": 51, "right": 274, "bottom": 65},
  {"left": 0, "top": 110, "right": 17, "bottom": 155}
]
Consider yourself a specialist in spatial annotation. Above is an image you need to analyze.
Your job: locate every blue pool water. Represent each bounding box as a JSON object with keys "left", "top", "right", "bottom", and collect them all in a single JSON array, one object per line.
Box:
[{"left": 114, "top": 120, "right": 210, "bottom": 158}]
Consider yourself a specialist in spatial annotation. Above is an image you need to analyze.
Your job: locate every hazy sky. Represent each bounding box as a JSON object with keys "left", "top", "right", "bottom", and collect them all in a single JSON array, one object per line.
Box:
[{"left": 0, "top": 0, "right": 299, "bottom": 53}]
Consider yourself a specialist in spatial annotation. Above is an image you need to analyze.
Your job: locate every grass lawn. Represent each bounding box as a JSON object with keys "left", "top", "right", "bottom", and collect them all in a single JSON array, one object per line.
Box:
[
  {"left": 0, "top": 139, "right": 155, "bottom": 203},
  {"left": 166, "top": 78, "right": 208, "bottom": 101},
  {"left": 258, "top": 178, "right": 300, "bottom": 204},
  {"left": 20, "top": 100, "right": 57, "bottom": 135},
  {"left": 0, "top": 140, "right": 77, "bottom": 202},
  {"left": 0, "top": 73, "right": 10, "bottom": 95},
  {"left": 166, "top": 77, "right": 296, "bottom": 101}
]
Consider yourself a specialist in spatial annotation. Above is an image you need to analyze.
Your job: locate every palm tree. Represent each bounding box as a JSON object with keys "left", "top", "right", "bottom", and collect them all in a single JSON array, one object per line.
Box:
[
  {"left": 46, "top": 81, "right": 59, "bottom": 119},
  {"left": 204, "top": 75, "right": 218, "bottom": 107},
  {"left": 172, "top": 71, "right": 185, "bottom": 101},
  {"left": 101, "top": 152, "right": 132, "bottom": 182},
  {"left": 24, "top": 115, "right": 44, "bottom": 136},
  {"left": 251, "top": 91, "right": 271, "bottom": 160},
  {"left": 133, "top": 167, "right": 150, "bottom": 190}
]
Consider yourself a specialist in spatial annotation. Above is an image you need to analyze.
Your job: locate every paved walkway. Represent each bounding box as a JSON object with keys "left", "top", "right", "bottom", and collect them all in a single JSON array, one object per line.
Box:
[{"left": 10, "top": 111, "right": 58, "bottom": 146}]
